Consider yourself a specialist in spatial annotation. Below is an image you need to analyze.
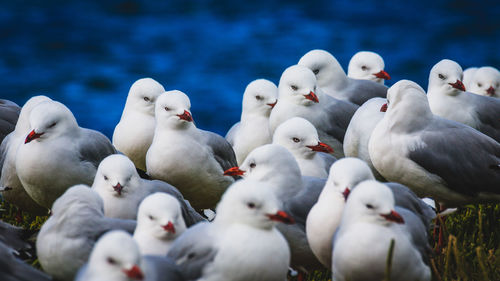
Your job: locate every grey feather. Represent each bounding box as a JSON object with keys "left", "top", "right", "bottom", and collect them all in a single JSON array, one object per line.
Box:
[
  {"left": 142, "top": 255, "right": 184, "bottom": 281},
  {"left": 200, "top": 129, "right": 238, "bottom": 172},
  {"left": 0, "top": 241, "right": 52, "bottom": 281},
  {"left": 344, "top": 78, "right": 388, "bottom": 106},
  {"left": 319, "top": 96, "right": 358, "bottom": 143},
  {"left": 467, "top": 92, "right": 500, "bottom": 142},
  {"left": 78, "top": 129, "right": 117, "bottom": 169}
]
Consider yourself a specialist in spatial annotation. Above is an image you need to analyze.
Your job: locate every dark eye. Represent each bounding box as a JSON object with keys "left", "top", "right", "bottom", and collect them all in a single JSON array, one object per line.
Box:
[
  {"left": 103, "top": 175, "right": 108, "bottom": 181},
  {"left": 107, "top": 257, "right": 117, "bottom": 265},
  {"left": 438, "top": 74, "right": 445, "bottom": 80},
  {"left": 148, "top": 215, "right": 154, "bottom": 220},
  {"left": 312, "top": 69, "right": 319, "bottom": 75},
  {"left": 143, "top": 97, "right": 150, "bottom": 102},
  {"left": 292, "top": 137, "right": 300, "bottom": 143},
  {"left": 361, "top": 65, "right": 368, "bottom": 71},
  {"left": 366, "top": 204, "right": 374, "bottom": 209},
  {"left": 477, "top": 83, "right": 482, "bottom": 87},
  {"left": 164, "top": 106, "right": 170, "bottom": 111},
  {"left": 249, "top": 163, "right": 256, "bottom": 168},
  {"left": 291, "top": 85, "right": 298, "bottom": 91},
  {"left": 48, "top": 122, "right": 56, "bottom": 128},
  {"left": 255, "top": 95, "right": 263, "bottom": 100},
  {"left": 247, "top": 202, "right": 256, "bottom": 209}
]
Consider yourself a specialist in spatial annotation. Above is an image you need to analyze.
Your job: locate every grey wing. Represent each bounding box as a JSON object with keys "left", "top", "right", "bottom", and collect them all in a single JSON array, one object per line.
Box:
[
  {"left": 167, "top": 222, "right": 218, "bottom": 281},
  {"left": 284, "top": 177, "right": 326, "bottom": 226},
  {"left": 78, "top": 129, "right": 117, "bottom": 168},
  {"left": 320, "top": 97, "right": 358, "bottom": 143},
  {"left": 0, "top": 100, "right": 20, "bottom": 145},
  {"left": 408, "top": 119, "right": 500, "bottom": 196},
  {"left": 142, "top": 256, "right": 184, "bottom": 281},
  {"left": 0, "top": 221, "right": 31, "bottom": 252},
  {"left": 0, "top": 132, "right": 13, "bottom": 179},
  {"left": 386, "top": 182, "right": 436, "bottom": 229},
  {"left": 225, "top": 122, "right": 240, "bottom": 146},
  {"left": 318, "top": 153, "right": 336, "bottom": 172},
  {"left": 0, "top": 242, "right": 52, "bottom": 281},
  {"left": 200, "top": 129, "right": 238, "bottom": 171},
  {"left": 346, "top": 79, "right": 388, "bottom": 106},
  {"left": 93, "top": 217, "right": 137, "bottom": 239},
  {"left": 396, "top": 207, "right": 431, "bottom": 266},
  {"left": 148, "top": 179, "right": 206, "bottom": 226},
  {"left": 470, "top": 93, "right": 500, "bottom": 142}
]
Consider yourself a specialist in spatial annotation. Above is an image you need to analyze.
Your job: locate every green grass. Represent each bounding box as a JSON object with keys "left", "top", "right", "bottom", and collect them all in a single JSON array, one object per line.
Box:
[{"left": 1, "top": 199, "right": 499, "bottom": 280}]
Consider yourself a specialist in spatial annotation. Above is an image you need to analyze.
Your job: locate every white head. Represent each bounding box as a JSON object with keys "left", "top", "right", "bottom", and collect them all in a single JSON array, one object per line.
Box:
[
  {"left": 135, "top": 192, "right": 186, "bottom": 240},
  {"left": 278, "top": 65, "right": 320, "bottom": 106},
  {"left": 326, "top": 158, "right": 375, "bottom": 200},
  {"left": 272, "top": 117, "right": 333, "bottom": 159},
  {"left": 241, "top": 79, "right": 278, "bottom": 117},
  {"left": 92, "top": 154, "right": 142, "bottom": 198},
  {"left": 215, "top": 179, "right": 295, "bottom": 230},
  {"left": 468, "top": 66, "right": 500, "bottom": 97},
  {"left": 341, "top": 180, "right": 404, "bottom": 227},
  {"left": 24, "top": 101, "right": 78, "bottom": 144},
  {"left": 123, "top": 78, "right": 165, "bottom": 116},
  {"left": 298, "top": 49, "right": 347, "bottom": 88},
  {"left": 86, "top": 230, "right": 144, "bottom": 281},
  {"left": 15, "top": 95, "right": 52, "bottom": 133},
  {"left": 224, "top": 144, "right": 303, "bottom": 201},
  {"left": 427, "top": 59, "right": 466, "bottom": 96},
  {"left": 154, "top": 90, "right": 194, "bottom": 130},
  {"left": 347, "top": 51, "right": 390, "bottom": 84}
]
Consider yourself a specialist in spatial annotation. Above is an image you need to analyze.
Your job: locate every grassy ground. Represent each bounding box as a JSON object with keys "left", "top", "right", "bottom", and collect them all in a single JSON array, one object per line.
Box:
[{"left": 1, "top": 200, "right": 499, "bottom": 280}]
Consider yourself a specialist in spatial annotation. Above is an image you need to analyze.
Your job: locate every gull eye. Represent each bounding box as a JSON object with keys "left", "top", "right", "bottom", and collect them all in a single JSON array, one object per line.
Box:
[
  {"left": 438, "top": 74, "right": 445, "bottom": 80},
  {"left": 477, "top": 83, "right": 482, "bottom": 87},
  {"left": 164, "top": 107, "right": 170, "bottom": 111},
  {"left": 107, "top": 257, "right": 117, "bottom": 265},
  {"left": 143, "top": 97, "right": 150, "bottom": 102},
  {"left": 312, "top": 69, "right": 319, "bottom": 75},
  {"left": 48, "top": 122, "right": 57, "bottom": 128},
  {"left": 247, "top": 202, "right": 256, "bottom": 209},
  {"left": 292, "top": 137, "right": 300, "bottom": 143},
  {"left": 291, "top": 85, "right": 298, "bottom": 91},
  {"left": 361, "top": 65, "right": 368, "bottom": 71},
  {"left": 249, "top": 163, "right": 256, "bottom": 168},
  {"left": 366, "top": 204, "right": 374, "bottom": 209},
  {"left": 148, "top": 215, "right": 155, "bottom": 220},
  {"left": 255, "top": 95, "right": 263, "bottom": 100},
  {"left": 103, "top": 175, "right": 108, "bottom": 181}
]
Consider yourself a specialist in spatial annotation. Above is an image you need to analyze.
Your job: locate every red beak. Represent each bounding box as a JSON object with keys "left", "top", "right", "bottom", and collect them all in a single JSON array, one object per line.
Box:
[
  {"left": 373, "top": 70, "right": 391, "bottom": 80},
  {"left": 162, "top": 221, "right": 176, "bottom": 233},
  {"left": 267, "top": 210, "right": 295, "bottom": 224},
  {"left": 122, "top": 265, "right": 144, "bottom": 280},
  {"left": 113, "top": 183, "right": 123, "bottom": 196},
  {"left": 342, "top": 187, "right": 350, "bottom": 201},
  {"left": 25, "top": 130, "right": 44, "bottom": 144},
  {"left": 223, "top": 166, "right": 246, "bottom": 176},
  {"left": 304, "top": 91, "right": 319, "bottom": 103},
  {"left": 380, "top": 210, "right": 405, "bottom": 224},
  {"left": 486, "top": 86, "right": 496, "bottom": 96},
  {"left": 177, "top": 110, "right": 193, "bottom": 122},
  {"left": 267, "top": 101, "right": 277, "bottom": 109},
  {"left": 380, "top": 103, "right": 388, "bottom": 112},
  {"left": 448, "top": 79, "right": 466, "bottom": 91},
  {"left": 306, "top": 142, "right": 334, "bottom": 153}
]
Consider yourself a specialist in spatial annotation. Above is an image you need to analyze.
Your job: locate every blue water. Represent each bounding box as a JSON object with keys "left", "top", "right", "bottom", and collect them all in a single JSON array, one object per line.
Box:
[{"left": 1, "top": 0, "right": 499, "bottom": 137}]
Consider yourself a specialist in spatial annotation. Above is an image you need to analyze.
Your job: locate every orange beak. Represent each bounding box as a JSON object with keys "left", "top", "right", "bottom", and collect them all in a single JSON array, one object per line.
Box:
[
  {"left": 306, "top": 142, "right": 334, "bottom": 153},
  {"left": 267, "top": 101, "right": 277, "bottom": 109},
  {"left": 380, "top": 103, "right": 388, "bottom": 112},
  {"left": 25, "top": 130, "right": 44, "bottom": 144},
  {"left": 448, "top": 80, "right": 466, "bottom": 91},
  {"left": 373, "top": 70, "right": 391, "bottom": 80},
  {"left": 162, "top": 221, "right": 176, "bottom": 233},
  {"left": 223, "top": 166, "right": 246, "bottom": 176},
  {"left": 304, "top": 91, "right": 319, "bottom": 103},
  {"left": 380, "top": 210, "right": 405, "bottom": 224},
  {"left": 122, "top": 265, "right": 144, "bottom": 280},
  {"left": 486, "top": 86, "right": 495, "bottom": 96},
  {"left": 267, "top": 210, "right": 295, "bottom": 224},
  {"left": 177, "top": 110, "right": 193, "bottom": 122}
]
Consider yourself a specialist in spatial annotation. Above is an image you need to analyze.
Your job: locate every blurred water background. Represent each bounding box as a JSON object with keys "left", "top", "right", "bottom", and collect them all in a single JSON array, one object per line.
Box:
[{"left": 1, "top": 0, "right": 499, "bottom": 137}]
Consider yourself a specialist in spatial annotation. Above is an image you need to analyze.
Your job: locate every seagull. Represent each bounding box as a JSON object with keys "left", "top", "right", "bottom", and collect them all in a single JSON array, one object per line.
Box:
[
  {"left": 306, "top": 157, "right": 434, "bottom": 269},
  {"left": 225, "top": 79, "right": 278, "bottom": 165},
  {"left": 343, "top": 97, "right": 386, "bottom": 180},
  {"left": 347, "top": 51, "right": 391, "bottom": 85},
  {"left": 146, "top": 90, "right": 237, "bottom": 210},
  {"left": 0, "top": 99, "right": 20, "bottom": 149},
  {"left": 272, "top": 117, "right": 336, "bottom": 178},
  {"left": 370, "top": 80, "right": 500, "bottom": 207},
  {"left": 332, "top": 180, "right": 431, "bottom": 281},
  {"left": 224, "top": 144, "right": 327, "bottom": 272},
  {"left": 0, "top": 241, "right": 52, "bottom": 281},
  {"left": 167, "top": 179, "right": 292, "bottom": 281},
  {"left": 298, "top": 49, "right": 388, "bottom": 105},
  {"left": 15, "top": 100, "right": 116, "bottom": 209},
  {"left": 75, "top": 230, "right": 183, "bottom": 281},
  {"left": 112, "top": 78, "right": 166, "bottom": 171},
  {"left": 93, "top": 154, "right": 205, "bottom": 225},
  {"left": 133, "top": 192, "right": 187, "bottom": 256},
  {"left": 462, "top": 66, "right": 478, "bottom": 90},
  {"left": 37, "top": 185, "right": 137, "bottom": 281},
  {"left": 269, "top": 64, "right": 358, "bottom": 158},
  {"left": 0, "top": 220, "right": 32, "bottom": 254},
  {"left": 426, "top": 59, "right": 500, "bottom": 142},
  {"left": 467, "top": 66, "right": 500, "bottom": 98},
  {"left": 1, "top": 96, "right": 51, "bottom": 215}
]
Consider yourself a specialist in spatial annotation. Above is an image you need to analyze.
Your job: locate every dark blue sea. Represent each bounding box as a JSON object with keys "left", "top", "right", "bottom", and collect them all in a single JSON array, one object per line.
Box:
[{"left": 1, "top": 0, "right": 499, "bottom": 137}]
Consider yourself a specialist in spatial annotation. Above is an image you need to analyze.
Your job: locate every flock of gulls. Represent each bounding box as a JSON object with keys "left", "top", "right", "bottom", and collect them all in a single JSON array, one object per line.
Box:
[{"left": 0, "top": 49, "right": 499, "bottom": 281}]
